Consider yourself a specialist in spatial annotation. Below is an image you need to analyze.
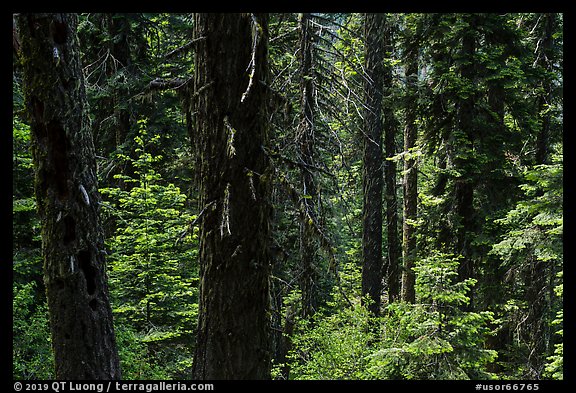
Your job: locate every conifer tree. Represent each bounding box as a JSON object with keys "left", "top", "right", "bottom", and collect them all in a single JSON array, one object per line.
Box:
[
  {"left": 191, "top": 13, "right": 272, "bottom": 379},
  {"left": 361, "top": 12, "right": 385, "bottom": 315},
  {"left": 17, "top": 12, "right": 121, "bottom": 379}
]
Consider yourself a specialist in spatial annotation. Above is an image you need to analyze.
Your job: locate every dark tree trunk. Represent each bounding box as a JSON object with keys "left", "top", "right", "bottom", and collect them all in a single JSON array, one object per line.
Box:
[
  {"left": 361, "top": 13, "right": 385, "bottom": 315},
  {"left": 105, "top": 13, "right": 132, "bottom": 151},
  {"left": 453, "top": 18, "right": 477, "bottom": 289},
  {"left": 191, "top": 13, "right": 272, "bottom": 380},
  {"left": 296, "top": 13, "right": 319, "bottom": 319},
  {"left": 482, "top": 18, "right": 517, "bottom": 371},
  {"left": 86, "top": 13, "right": 133, "bottom": 189},
  {"left": 401, "top": 41, "right": 418, "bottom": 304},
  {"left": 382, "top": 17, "right": 401, "bottom": 302},
  {"left": 483, "top": 49, "right": 509, "bottom": 374},
  {"left": 524, "top": 253, "right": 549, "bottom": 379},
  {"left": 17, "top": 13, "right": 121, "bottom": 380},
  {"left": 534, "top": 13, "right": 555, "bottom": 166}
]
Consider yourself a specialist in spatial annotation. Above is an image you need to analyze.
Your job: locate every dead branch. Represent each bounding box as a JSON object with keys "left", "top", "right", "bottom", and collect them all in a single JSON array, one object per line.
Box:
[{"left": 148, "top": 77, "right": 190, "bottom": 91}]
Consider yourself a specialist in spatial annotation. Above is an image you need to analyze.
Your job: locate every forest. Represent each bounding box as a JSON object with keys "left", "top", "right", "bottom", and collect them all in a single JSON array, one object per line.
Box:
[{"left": 12, "top": 13, "right": 563, "bottom": 381}]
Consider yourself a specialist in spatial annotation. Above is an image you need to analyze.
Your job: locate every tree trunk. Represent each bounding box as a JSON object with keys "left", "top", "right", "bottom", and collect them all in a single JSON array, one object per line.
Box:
[
  {"left": 453, "top": 17, "right": 477, "bottom": 289},
  {"left": 483, "top": 17, "right": 517, "bottom": 370},
  {"left": 361, "top": 13, "right": 385, "bottom": 315},
  {"left": 483, "top": 44, "right": 509, "bottom": 374},
  {"left": 17, "top": 13, "right": 121, "bottom": 380},
  {"left": 191, "top": 13, "right": 272, "bottom": 380},
  {"left": 401, "top": 40, "right": 418, "bottom": 304},
  {"left": 87, "top": 13, "right": 133, "bottom": 189},
  {"left": 296, "top": 13, "right": 319, "bottom": 319},
  {"left": 534, "top": 13, "right": 555, "bottom": 166},
  {"left": 105, "top": 13, "right": 132, "bottom": 151},
  {"left": 382, "top": 17, "right": 401, "bottom": 302}
]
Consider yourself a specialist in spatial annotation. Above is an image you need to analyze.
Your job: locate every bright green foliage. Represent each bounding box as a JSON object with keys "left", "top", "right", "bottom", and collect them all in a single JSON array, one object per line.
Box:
[
  {"left": 285, "top": 254, "right": 496, "bottom": 380},
  {"left": 414, "top": 252, "right": 474, "bottom": 306},
  {"left": 369, "top": 301, "right": 456, "bottom": 379},
  {"left": 369, "top": 252, "right": 497, "bottom": 380},
  {"left": 13, "top": 114, "right": 50, "bottom": 378},
  {"left": 100, "top": 122, "right": 199, "bottom": 378},
  {"left": 491, "top": 147, "right": 563, "bottom": 264},
  {"left": 544, "top": 271, "right": 563, "bottom": 380},
  {"left": 13, "top": 117, "right": 42, "bottom": 279},
  {"left": 12, "top": 282, "right": 54, "bottom": 379},
  {"left": 113, "top": 324, "right": 169, "bottom": 380},
  {"left": 415, "top": 252, "right": 498, "bottom": 379},
  {"left": 490, "top": 146, "right": 563, "bottom": 378},
  {"left": 286, "top": 301, "right": 374, "bottom": 380}
]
